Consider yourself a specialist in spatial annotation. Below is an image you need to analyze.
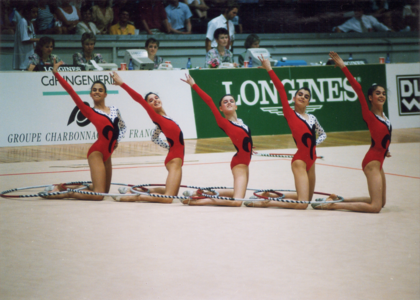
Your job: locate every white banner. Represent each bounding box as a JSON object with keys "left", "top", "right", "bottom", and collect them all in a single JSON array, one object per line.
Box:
[
  {"left": 386, "top": 63, "right": 420, "bottom": 129},
  {"left": 0, "top": 70, "right": 197, "bottom": 147}
]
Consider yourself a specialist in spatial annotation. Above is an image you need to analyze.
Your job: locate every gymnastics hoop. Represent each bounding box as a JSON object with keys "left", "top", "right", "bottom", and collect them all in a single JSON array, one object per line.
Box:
[
  {"left": 47, "top": 182, "right": 138, "bottom": 198},
  {"left": 1, "top": 181, "right": 91, "bottom": 199},
  {"left": 250, "top": 189, "right": 344, "bottom": 204},
  {"left": 254, "top": 153, "right": 324, "bottom": 159},
  {"left": 196, "top": 187, "right": 285, "bottom": 202},
  {"left": 112, "top": 184, "right": 211, "bottom": 202}
]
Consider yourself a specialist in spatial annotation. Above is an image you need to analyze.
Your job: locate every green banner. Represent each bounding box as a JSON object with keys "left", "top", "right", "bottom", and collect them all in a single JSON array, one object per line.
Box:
[{"left": 189, "top": 65, "right": 387, "bottom": 139}]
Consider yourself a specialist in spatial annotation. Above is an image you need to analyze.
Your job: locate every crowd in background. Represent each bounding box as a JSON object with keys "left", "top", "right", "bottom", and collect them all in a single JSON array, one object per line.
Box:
[{"left": 2, "top": 0, "right": 418, "bottom": 70}]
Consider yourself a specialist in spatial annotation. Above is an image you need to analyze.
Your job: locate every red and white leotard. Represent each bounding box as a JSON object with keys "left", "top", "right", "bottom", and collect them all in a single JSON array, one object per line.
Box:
[
  {"left": 55, "top": 72, "right": 126, "bottom": 162},
  {"left": 341, "top": 67, "right": 392, "bottom": 170},
  {"left": 192, "top": 84, "right": 253, "bottom": 169},
  {"left": 268, "top": 70, "right": 326, "bottom": 171},
  {"left": 121, "top": 83, "right": 184, "bottom": 165}
]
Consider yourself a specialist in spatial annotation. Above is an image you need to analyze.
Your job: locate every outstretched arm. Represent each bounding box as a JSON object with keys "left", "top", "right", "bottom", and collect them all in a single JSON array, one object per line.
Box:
[
  {"left": 258, "top": 55, "right": 292, "bottom": 116},
  {"left": 53, "top": 59, "right": 92, "bottom": 118},
  {"left": 112, "top": 71, "right": 157, "bottom": 119},
  {"left": 329, "top": 51, "right": 369, "bottom": 114},
  {"left": 181, "top": 74, "right": 226, "bottom": 127}
]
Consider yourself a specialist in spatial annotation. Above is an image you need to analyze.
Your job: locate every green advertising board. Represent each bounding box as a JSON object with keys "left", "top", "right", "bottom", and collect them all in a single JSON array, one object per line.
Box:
[{"left": 189, "top": 65, "right": 387, "bottom": 139}]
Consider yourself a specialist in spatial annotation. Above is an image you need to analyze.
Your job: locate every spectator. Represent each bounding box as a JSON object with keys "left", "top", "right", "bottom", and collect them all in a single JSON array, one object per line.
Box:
[
  {"left": 13, "top": 2, "right": 40, "bottom": 70},
  {"left": 37, "top": 0, "right": 62, "bottom": 34},
  {"left": 205, "top": 27, "right": 235, "bottom": 68},
  {"left": 27, "top": 36, "right": 64, "bottom": 71},
  {"left": 1, "top": 0, "right": 15, "bottom": 34},
  {"left": 205, "top": 2, "right": 238, "bottom": 52},
  {"left": 76, "top": 5, "right": 101, "bottom": 35},
  {"left": 73, "top": 32, "right": 106, "bottom": 65},
  {"left": 335, "top": 3, "right": 392, "bottom": 33},
  {"left": 238, "top": 33, "right": 259, "bottom": 67},
  {"left": 183, "top": 0, "right": 209, "bottom": 19},
  {"left": 138, "top": 0, "right": 170, "bottom": 34},
  {"left": 165, "top": 0, "right": 193, "bottom": 34},
  {"left": 113, "top": 0, "right": 138, "bottom": 25},
  {"left": 9, "top": 0, "right": 25, "bottom": 29},
  {"left": 92, "top": 0, "right": 114, "bottom": 34},
  {"left": 145, "top": 37, "right": 163, "bottom": 69},
  {"left": 57, "top": 0, "right": 81, "bottom": 34},
  {"left": 110, "top": 8, "right": 135, "bottom": 34}
]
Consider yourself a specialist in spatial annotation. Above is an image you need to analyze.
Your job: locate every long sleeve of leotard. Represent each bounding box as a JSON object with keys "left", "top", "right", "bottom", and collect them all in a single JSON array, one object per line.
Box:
[
  {"left": 192, "top": 84, "right": 227, "bottom": 129},
  {"left": 314, "top": 116, "right": 327, "bottom": 145},
  {"left": 267, "top": 70, "right": 293, "bottom": 118},
  {"left": 120, "top": 83, "right": 157, "bottom": 121},
  {"left": 117, "top": 108, "right": 126, "bottom": 142},
  {"left": 341, "top": 67, "right": 370, "bottom": 119},
  {"left": 54, "top": 72, "right": 93, "bottom": 119},
  {"left": 151, "top": 126, "right": 170, "bottom": 149}
]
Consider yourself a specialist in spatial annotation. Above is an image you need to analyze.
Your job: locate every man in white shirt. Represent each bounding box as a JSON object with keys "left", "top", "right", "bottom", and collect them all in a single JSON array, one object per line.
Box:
[
  {"left": 205, "top": 2, "right": 239, "bottom": 52},
  {"left": 335, "top": 5, "right": 391, "bottom": 33}
]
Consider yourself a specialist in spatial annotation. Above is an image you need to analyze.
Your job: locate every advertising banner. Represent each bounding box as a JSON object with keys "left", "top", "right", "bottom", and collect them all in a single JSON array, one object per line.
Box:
[
  {"left": 189, "top": 65, "right": 388, "bottom": 138},
  {"left": 0, "top": 70, "right": 197, "bottom": 147},
  {"left": 385, "top": 63, "right": 420, "bottom": 129}
]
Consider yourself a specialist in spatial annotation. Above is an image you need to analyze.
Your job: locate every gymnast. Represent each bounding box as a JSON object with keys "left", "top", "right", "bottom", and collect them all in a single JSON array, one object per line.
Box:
[
  {"left": 42, "top": 59, "right": 126, "bottom": 200},
  {"left": 312, "top": 52, "right": 391, "bottom": 213},
  {"left": 180, "top": 74, "right": 253, "bottom": 207},
  {"left": 245, "top": 56, "right": 329, "bottom": 209},
  {"left": 111, "top": 72, "right": 184, "bottom": 203}
]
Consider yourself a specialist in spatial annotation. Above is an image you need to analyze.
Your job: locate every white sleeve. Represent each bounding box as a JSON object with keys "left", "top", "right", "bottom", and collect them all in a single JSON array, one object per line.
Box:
[
  {"left": 367, "top": 15, "right": 390, "bottom": 32},
  {"left": 314, "top": 117, "right": 327, "bottom": 146},
  {"left": 337, "top": 18, "right": 356, "bottom": 33},
  {"left": 151, "top": 126, "right": 170, "bottom": 149},
  {"left": 206, "top": 20, "right": 216, "bottom": 41},
  {"left": 18, "top": 19, "right": 30, "bottom": 42},
  {"left": 117, "top": 108, "right": 127, "bottom": 142}
]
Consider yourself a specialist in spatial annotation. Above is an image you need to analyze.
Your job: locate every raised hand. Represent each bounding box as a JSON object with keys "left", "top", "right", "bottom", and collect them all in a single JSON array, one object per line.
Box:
[
  {"left": 110, "top": 71, "right": 124, "bottom": 86},
  {"left": 52, "top": 59, "right": 65, "bottom": 74},
  {"left": 180, "top": 74, "right": 196, "bottom": 87},
  {"left": 329, "top": 51, "right": 346, "bottom": 69},
  {"left": 257, "top": 55, "right": 272, "bottom": 71}
]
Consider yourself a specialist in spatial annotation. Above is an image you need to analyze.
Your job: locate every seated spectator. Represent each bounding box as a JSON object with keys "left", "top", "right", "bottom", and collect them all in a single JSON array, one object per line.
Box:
[
  {"left": 110, "top": 8, "right": 135, "bottom": 35},
  {"left": 183, "top": 0, "right": 209, "bottom": 19},
  {"left": 205, "top": 2, "right": 238, "bottom": 52},
  {"left": 145, "top": 37, "right": 163, "bottom": 69},
  {"left": 165, "top": 0, "right": 193, "bottom": 34},
  {"left": 92, "top": 0, "right": 114, "bottom": 34},
  {"left": 1, "top": 0, "right": 15, "bottom": 34},
  {"left": 73, "top": 32, "right": 106, "bottom": 65},
  {"left": 335, "top": 3, "right": 392, "bottom": 33},
  {"left": 37, "top": 0, "right": 62, "bottom": 34},
  {"left": 205, "top": 27, "right": 236, "bottom": 68},
  {"left": 56, "top": 0, "right": 81, "bottom": 34},
  {"left": 13, "top": 2, "right": 40, "bottom": 70},
  {"left": 238, "top": 33, "right": 259, "bottom": 67},
  {"left": 112, "top": 0, "right": 137, "bottom": 25},
  {"left": 76, "top": 5, "right": 101, "bottom": 35},
  {"left": 27, "top": 36, "right": 64, "bottom": 71},
  {"left": 138, "top": 0, "right": 170, "bottom": 34}
]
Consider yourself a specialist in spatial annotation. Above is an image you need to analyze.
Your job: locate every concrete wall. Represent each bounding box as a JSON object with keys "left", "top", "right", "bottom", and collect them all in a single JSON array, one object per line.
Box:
[{"left": 0, "top": 32, "right": 418, "bottom": 70}]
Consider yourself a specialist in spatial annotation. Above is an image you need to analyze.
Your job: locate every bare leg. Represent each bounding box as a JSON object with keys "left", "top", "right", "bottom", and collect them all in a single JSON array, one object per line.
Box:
[
  {"left": 314, "top": 161, "right": 384, "bottom": 213},
  {"left": 42, "top": 151, "right": 106, "bottom": 200},
  {"left": 185, "top": 164, "right": 248, "bottom": 207},
  {"left": 119, "top": 158, "right": 182, "bottom": 203},
  {"left": 247, "top": 160, "right": 310, "bottom": 209}
]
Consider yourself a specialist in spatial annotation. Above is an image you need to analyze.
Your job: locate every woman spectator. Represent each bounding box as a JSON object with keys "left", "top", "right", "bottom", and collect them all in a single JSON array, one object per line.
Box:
[
  {"left": 76, "top": 5, "right": 101, "bottom": 35},
  {"left": 73, "top": 32, "right": 106, "bottom": 65},
  {"left": 56, "top": 0, "right": 81, "bottom": 34},
  {"left": 238, "top": 34, "right": 260, "bottom": 67},
  {"left": 27, "top": 36, "right": 64, "bottom": 71},
  {"left": 205, "top": 27, "right": 236, "bottom": 68},
  {"left": 145, "top": 38, "right": 163, "bottom": 69},
  {"left": 92, "top": 0, "right": 113, "bottom": 34},
  {"left": 37, "top": 0, "right": 62, "bottom": 34},
  {"left": 13, "top": 2, "right": 40, "bottom": 70}
]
